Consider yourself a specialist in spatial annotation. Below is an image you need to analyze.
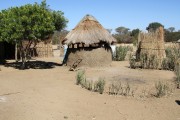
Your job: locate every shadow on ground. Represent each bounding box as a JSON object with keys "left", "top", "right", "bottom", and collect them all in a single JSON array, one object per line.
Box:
[
  {"left": 0, "top": 60, "right": 6, "bottom": 65},
  {"left": 4, "top": 60, "right": 62, "bottom": 70},
  {"left": 175, "top": 100, "right": 180, "bottom": 105}
]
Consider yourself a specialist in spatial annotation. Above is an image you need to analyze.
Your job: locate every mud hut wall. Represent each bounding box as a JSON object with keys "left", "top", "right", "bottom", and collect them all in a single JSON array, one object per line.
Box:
[{"left": 65, "top": 46, "right": 112, "bottom": 67}]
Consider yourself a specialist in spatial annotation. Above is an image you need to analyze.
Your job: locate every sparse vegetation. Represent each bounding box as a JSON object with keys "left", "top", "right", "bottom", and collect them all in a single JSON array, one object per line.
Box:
[
  {"left": 108, "top": 81, "right": 134, "bottom": 96},
  {"left": 76, "top": 71, "right": 105, "bottom": 94},
  {"left": 140, "top": 53, "right": 159, "bottom": 69},
  {"left": 175, "top": 60, "right": 180, "bottom": 89},
  {"left": 129, "top": 56, "right": 136, "bottom": 69},
  {"left": 139, "top": 88, "right": 149, "bottom": 98},
  {"left": 154, "top": 81, "right": 170, "bottom": 98},
  {"left": 76, "top": 70, "right": 85, "bottom": 85},
  {"left": 162, "top": 47, "right": 180, "bottom": 70},
  {"left": 94, "top": 78, "right": 106, "bottom": 94},
  {"left": 114, "top": 46, "right": 132, "bottom": 61}
]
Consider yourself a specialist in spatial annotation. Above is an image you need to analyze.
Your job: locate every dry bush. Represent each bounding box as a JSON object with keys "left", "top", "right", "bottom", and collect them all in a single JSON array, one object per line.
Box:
[
  {"left": 140, "top": 53, "right": 159, "bottom": 69},
  {"left": 175, "top": 59, "right": 180, "bottom": 89},
  {"left": 162, "top": 47, "right": 180, "bottom": 70},
  {"left": 76, "top": 70, "right": 85, "bottom": 85},
  {"left": 76, "top": 72, "right": 106, "bottom": 94},
  {"left": 94, "top": 78, "right": 106, "bottom": 94},
  {"left": 154, "top": 81, "right": 171, "bottom": 98},
  {"left": 108, "top": 81, "right": 134, "bottom": 96},
  {"left": 129, "top": 57, "right": 137, "bottom": 69}
]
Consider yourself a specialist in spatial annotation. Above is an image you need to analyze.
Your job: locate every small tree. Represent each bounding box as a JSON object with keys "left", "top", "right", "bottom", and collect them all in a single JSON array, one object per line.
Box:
[
  {"left": 168, "top": 27, "right": 175, "bottom": 32},
  {"left": 131, "top": 29, "right": 140, "bottom": 45},
  {"left": 0, "top": 1, "right": 68, "bottom": 69},
  {"left": 115, "top": 26, "right": 130, "bottom": 35},
  {"left": 146, "top": 22, "right": 164, "bottom": 32}
]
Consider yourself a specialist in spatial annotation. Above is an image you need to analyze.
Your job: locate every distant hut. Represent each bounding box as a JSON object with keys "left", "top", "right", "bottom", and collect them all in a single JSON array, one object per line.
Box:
[
  {"left": 137, "top": 27, "right": 166, "bottom": 69},
  {"left": 63, "top": 14, "right": 116, "bottom": 67}
]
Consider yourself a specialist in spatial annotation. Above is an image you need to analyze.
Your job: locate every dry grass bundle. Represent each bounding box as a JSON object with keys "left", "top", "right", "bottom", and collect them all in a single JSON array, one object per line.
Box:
[{"left": 137, "top": 27, "right": 166, "bottom": 69}]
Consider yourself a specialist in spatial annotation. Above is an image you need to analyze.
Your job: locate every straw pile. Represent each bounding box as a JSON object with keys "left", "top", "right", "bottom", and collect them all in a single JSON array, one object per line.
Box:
[{"left": 137, "top": 27, "right": 166, "bottom": 69}]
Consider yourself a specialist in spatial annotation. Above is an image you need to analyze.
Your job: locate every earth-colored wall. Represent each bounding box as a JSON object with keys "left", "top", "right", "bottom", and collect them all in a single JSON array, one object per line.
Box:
[{"left": 65, "top": 47, "right": 112, "bottom": 67}]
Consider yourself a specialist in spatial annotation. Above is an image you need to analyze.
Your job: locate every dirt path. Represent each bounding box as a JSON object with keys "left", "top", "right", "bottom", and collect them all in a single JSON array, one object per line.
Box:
[{"left": 0, "top": 58, "right": 179, "bottom": 120}]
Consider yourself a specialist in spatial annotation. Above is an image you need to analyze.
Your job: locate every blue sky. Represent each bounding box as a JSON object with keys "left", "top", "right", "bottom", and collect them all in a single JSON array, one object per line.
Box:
[{"left": 0, "top": 0, "right": 180, "bottom": 32}]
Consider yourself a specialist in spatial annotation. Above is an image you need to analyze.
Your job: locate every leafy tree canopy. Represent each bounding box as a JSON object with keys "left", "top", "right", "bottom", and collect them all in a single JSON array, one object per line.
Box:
[
  {"left": 0, "top": 0, "right": 68, "bottom": 68},
  {"left": 131, "top": 29, "right": 140, "bottom": 37},
  {"left": 167, "top": 27, "right": 175, "bottom": 32},
  {"left": 146, "top": 22, "right": 164, "bottom": 32},
  {"left": 115, "top": 26, "right": 130, "bottom": 35},
  {"left": 0, "top": 1, "right": 68, "bottom": 43}
]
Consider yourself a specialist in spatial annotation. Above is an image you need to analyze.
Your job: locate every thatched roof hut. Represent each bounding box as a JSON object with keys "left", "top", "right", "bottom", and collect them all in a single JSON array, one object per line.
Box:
[{"left": 63, "top": 14, "right": 116, "bottom": 67}]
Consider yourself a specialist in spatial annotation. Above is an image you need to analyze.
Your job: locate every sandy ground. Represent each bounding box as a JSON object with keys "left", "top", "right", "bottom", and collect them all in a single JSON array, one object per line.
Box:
[{"left": 0, "top": 57, "right": 180, "bottom": 120}]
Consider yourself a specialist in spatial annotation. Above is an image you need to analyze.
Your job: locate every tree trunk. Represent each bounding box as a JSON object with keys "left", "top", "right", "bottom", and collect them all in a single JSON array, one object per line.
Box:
[
  {"left": 21, "top": 50, "right": 26, "bottom": 69},
  {"left": 18, "top": 40, "right": 34, "bottom": 69},
  {"left": 15, "top": 42, "right": 18, "bottom": 62}
]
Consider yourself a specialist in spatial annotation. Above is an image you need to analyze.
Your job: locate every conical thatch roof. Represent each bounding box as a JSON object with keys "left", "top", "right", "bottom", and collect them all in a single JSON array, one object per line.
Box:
[{"left": 64, "top": 14, "right": 116, "bottom": 45}]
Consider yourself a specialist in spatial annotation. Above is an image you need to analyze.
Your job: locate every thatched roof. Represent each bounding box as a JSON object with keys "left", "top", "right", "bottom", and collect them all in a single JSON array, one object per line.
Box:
[{"left": 64, "top": 14, "right": 116, "bottom": 45}]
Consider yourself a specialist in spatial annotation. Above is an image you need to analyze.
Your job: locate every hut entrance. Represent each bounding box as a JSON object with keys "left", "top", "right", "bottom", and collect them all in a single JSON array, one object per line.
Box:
[{"left": 0, "top": 41, "right": 15, "bottom": 61}]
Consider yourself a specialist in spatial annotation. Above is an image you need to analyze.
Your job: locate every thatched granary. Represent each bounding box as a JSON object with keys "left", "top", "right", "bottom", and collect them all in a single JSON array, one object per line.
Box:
[
  {"left": 0, "top": 39, "right": 53, "bottom": 63},
  {"left": 23, "top": 39, "right": 53, "bottom": 58},
  {"left": 31, "top": 40, "right": 53, "bottom": 58},
  {"left": 63, "top": 14, "right": 116, "bottom": 67},
  {"left": 137, "top": 27, "right": 166, "bottom": 69}
]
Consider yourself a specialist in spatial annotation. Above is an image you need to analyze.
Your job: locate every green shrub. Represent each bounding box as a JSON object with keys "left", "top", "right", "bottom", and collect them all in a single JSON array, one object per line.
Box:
[
  {"left": 76, "top": 72, "right": 105, "bottom": 94},
  {"left": 162, "top": 47, "right": 180, "bottom": 70},
  {"left": 94, "top": 78, "right": 106, "bottom": 94},
  {"left": 115, "top": 46, "right": 129, "bottom": 61},
  {"left": 76, "top": 70, "right": 85, "bottom": 85},
  {"left": 84, "top": 80, "right": 93, "bottom": 91},
  {"left": 140, "top": 53, "right": 159, "bottom": 69}
]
